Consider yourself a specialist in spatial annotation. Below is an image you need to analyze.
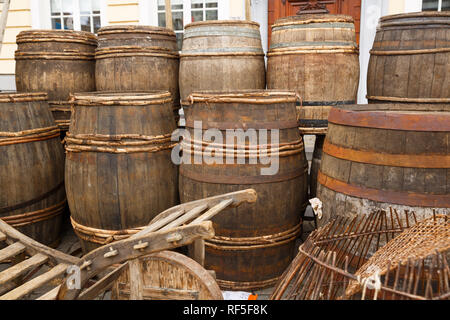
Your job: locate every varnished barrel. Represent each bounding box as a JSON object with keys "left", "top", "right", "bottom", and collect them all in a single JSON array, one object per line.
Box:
[
  {"left": 179, "top": 91, "right": 308, "bottom": 290},
  {"left": 65, "top": 92, "right": 179, "bottom": 253},
  {"left": 0, "top": 93, "right": 66, "bottom": 246},
  {"left": 179, "top": 21, "right": 266, "bottom": 101},
  {"left": 15, "top": 30, "right": 97, "bottom": 134},
  {"left": 367, "top": 12, "right": 450, "bottom": 104},
  {"left": 267, "top": 14, "right": 360, "bottom": 135},
  {"left": 95, "top": 26, "right": 180, "bottom": 120},
  {"left": 317, "top": 104, "right": 450, "bottom": 227}
]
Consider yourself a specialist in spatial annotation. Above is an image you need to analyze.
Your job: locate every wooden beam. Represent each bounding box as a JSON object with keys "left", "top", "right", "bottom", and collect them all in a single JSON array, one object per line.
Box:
[
  {"left": 0, "top": 242, "right": 26, "bottom": 263},
  {"left": 0, "top": 254, "right": 48, "bottom": 285},
  {"left": 165, "top": 0, "right": 173, "bottom": 30},
  {"left": 245, "top": 0, "right": 251, "bottom": 21}
]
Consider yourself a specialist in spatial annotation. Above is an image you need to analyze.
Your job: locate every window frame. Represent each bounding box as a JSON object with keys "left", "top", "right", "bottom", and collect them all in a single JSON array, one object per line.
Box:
[{"left": 407, "top": 0, "right": 449, "bottom": 12}]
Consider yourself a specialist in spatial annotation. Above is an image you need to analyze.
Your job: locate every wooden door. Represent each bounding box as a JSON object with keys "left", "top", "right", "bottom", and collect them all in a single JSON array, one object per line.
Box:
[{"left": 268, "top": 0, "right": 362, "bottom": 46}]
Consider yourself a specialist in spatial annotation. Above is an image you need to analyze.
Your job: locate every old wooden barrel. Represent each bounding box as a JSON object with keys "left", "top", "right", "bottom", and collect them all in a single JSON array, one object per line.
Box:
[
  {"left": 65, "top": 92, "right": 179, "bottom": 253},
  {"left": 267, "top": 14, "right": 360, "bottom": 135},
  {"left": 317, "top": 104, "right": 450, "bottom": 227},
  {"left": 0, "top": 93, "right": 66, "bottom": 246},
  {"left": 179, "top": 21, "right": 266, "bottom": 101},
  {"left": 309, "top": 135, "right": 325, "bottom": 198},
  {"left": 367, "top": 12, "right": 450, "bottom": 105},
  {"left": 179, "top": 91, "right": 308, "bottom": 290},
  {"left": 95, "top": 26, "right": 180, "bottom": 121},
  {"left": 15, "top": 30, "right": 97, "bottom": 135}
]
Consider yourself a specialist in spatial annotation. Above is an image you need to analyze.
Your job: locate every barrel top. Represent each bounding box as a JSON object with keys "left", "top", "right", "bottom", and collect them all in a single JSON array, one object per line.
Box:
[
  {"left": 328, "top": 104, "right": 450, "bottom": 132},
  {"left": 71, "top": 91, "right": 172, "bottom": 105},
  {"left": 17, "top": 29, "right": 98, "bottom": 44},
  {"left": 182, "top": 90, "right": 299, "bottom": 105},
  {"left": 185, "top": 20, "right": 260, "bottom": 30},
  {"left": 97, "top": 25, "right": 176, "bottom": 37},
  {"left": 380, "top": 11, "right": 450, "bottom": 23},
  {"left": 273, "top": 14, "right": 354, "bottom": 27},
  {"left": 0, "top": 92, "right": 48, "bottom": 103}
]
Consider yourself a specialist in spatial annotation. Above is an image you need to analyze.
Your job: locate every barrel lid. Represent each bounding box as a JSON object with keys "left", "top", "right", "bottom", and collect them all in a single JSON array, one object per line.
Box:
[
  {"left": 70, "top": 91, "right": 173, "bottom": 105},
  {"left": 185, "top": 20, "right": 260, "bottom": 30},
  {"left": 273, "top": 14, "right": 354, "bottom": 28},
  {"left": 380, "top": 11, "right": 450, "bottom": 23},
  {"left": 182, "top": 90, "right": 299, "bottom": 105},
  {"left": 17, "top": 29, "right": 98, "bottom": 45},
  {"left": 97, "top": 25, "right": 176, "bottom": 37},
  {"left": 0, "top": 92, "right": 48, "bottom": 103}
]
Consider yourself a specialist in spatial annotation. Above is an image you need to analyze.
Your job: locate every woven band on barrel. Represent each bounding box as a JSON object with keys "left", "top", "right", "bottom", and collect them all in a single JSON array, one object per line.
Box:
[
  {"left": 370, "top": 47, "right": 450, "bottom": 56},
  {"left": 0, "top": 92, "right": 48, "bottom": 103},
  {"left": 216, "top": 277, "right": 280, "bottom": 291},
  {"left": 16, "top": 31, "right": 97, "bottom": 45},
  {"left": 272, "top": 17, "right": 354, "bottom": 29},
  {"left": 15, "top": 51, "right": 95, "bottom": 60},
  {"left": 0, "top": 126, "right": 60, "bottom": 146},
  {"left": 70, "top": 92, "right": 173, "bottom": 106},
  {"left": 95, "top": 46, "right": 179, "bottom": 59},
  {"left": 65, "top": 132, "right": 177, "bottom": 154},
  {"left": 183, "top": 91, "right": 299, "bottom": 105},
  {"left": 267, "top": 46, "right": 359, "bottom": 56},
  {"left": 70, "top": 216, "right": 145, "bottom": 245},
  {"left": 1, "top": 200, "right": 66, "bottom": 228}
]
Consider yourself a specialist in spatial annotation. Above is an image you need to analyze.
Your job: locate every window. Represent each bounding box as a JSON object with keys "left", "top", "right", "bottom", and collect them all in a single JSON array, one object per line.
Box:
[
  {"left": 51, "top": 0, "right": 102, "bottom": 33},
  {"left": 422, "top": 0, "right": 450, "bottom": 11},
  {"left": 156, "top": 0, "right": 219, "bottom": 50}
]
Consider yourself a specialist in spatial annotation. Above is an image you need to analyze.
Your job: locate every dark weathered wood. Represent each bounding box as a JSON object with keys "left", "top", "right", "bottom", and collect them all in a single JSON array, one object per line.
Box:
[
  {"left": 367, "top": 12, "right": 450, "bottom": 104},
  {"left": 317, "top": 104, "right": 450, "bottom": 228},
  {"left": 179, "top": 20, "right": 266, "bottom": 101},
  {"left": 65, "top": 92, "right": 179, "bottom": 253},
  {"left": 14, "top": 30, "right": 97, "bottom": 133},
  {"left": 180, "top": 91, "right": 308, "bottom": 290},
  {"left": 309, "top": 135, "right": 325, "bottom": 198},
  {"left": 95, "top": 25, "right": 180, "bottom": 118},
  {"left": 267, "top": 14, "right": 360, "bottom": 132},
  {"left": 0, "top": 93, "right": 66, "bottom": 246}
]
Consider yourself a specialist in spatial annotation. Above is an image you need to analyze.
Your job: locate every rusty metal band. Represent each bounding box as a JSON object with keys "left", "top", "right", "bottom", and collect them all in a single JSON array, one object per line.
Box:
[
  {"left": 323, "top": 141, "right": 450, "bottom": 169},
  {"left": 1, "top": 200, "right": 66, "bottom": 228},
  {"left": 367, "top": 95, "right": 450, "bottom": 104},
  {"left": 216, "top": 277, "right": 280, "bottom": 291},
  {"left": 328, "top": 107, "right": 450, "bottom": 131},
  {"left": 180, "top": 166, "right": 308, "bottom": 185},
  {"left": 185, "top": 119, "right": 299, "bottom": 130},
  {"left": 370, "top": 48, "right": 450, "bottom": 55},
  {"left": 70, "top": 216, "right": 145, "bottom": 245},
  {"left": 0, "top": 181, "right": 65, "bottom": 215},
  {"left": 318, "top": 171, "right": 450, "bottom": 208},
  {"left": 0, "top": 126, "right": 61, "bottom": 146},
  {"left": 15, "top": 51, "right": 95, "bottom": 60},
  {"left": 0, "top": 92, "right": 48, "bottom": 102}
]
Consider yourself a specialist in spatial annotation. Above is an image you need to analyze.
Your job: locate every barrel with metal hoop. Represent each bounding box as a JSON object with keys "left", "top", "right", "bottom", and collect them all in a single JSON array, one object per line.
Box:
[
  {"left": 65, "top": 91, "right": 179, "bottom": 253},
  {"left": 95, "top": 26, "right": 180, "bottom": 122},
  {"left": 15, "top": 30, "right": 97, "bottom": 136},
  {"left": 317, "top": 104, "right": 450, "bottom": 227},
  {"left": 367, "top": 12, "right": 450, "bottom": 105},
  {"left": 267, "top": 14, "right": 360, "bottom": 135},
  {"left": 179, "top": 90, "right": 308, "bottom": 290},
  {"left": 0, "top": 92, "right": 66, "bottom": 246},
  {"left": 179, "top": 20, "right": 266, "bottom": 101}
]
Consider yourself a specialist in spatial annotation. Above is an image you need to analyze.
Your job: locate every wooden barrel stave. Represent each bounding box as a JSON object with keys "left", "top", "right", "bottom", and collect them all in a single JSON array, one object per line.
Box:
[
  {"left": 179, "top": 91, "right": 308, "bottom": 290},
  {"left": 317, "top": 104, "right": 450, "bottom": 228},
  {"left": 65, "top": 92, "right": 179, "bottom": 253},
  {"left": 0, "top": 93, "right": 66, "bottom": 246}
]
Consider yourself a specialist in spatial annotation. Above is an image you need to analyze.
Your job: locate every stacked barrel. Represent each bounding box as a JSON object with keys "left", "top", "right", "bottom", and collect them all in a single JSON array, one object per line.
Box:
[
  {"left": 267, "top": 14, "right": 360, "bottom": 198},
  {"left": 317, "top": 12, "right": 450, "bottom": 228}
]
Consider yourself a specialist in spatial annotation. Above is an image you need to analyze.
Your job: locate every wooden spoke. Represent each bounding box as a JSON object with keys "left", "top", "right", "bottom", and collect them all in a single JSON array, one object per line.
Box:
[
  {"left": 0, "top": 242, "right": 26, "bottom": 263},
  {"left": 0, "top": 253, "right": 48, "bottom": 285}
]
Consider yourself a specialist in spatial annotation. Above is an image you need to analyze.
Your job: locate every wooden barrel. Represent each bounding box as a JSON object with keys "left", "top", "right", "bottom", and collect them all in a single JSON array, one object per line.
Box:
[
  {"left": 267, "top": 14, "right": 360, "bottom": 135},
  {"left": 317, "top": 104, "right": 450, "bottom": 228},
  {"left": 309, "top": 135, "right": 324, "bottom": 198},
  {"left": 95, "top": 26, "right": 180, "bottom": 121},
  {"left": 0, "top": 93, "right": 66, "bottom": 246},
  {"left": 15, "top": 30, "right": 97, "bottom": 134},
  {"left": 367, "top": 12, "right": 450, "bottom": 105},
  {"left": 179, "top": 91, "right": 308, "bottom": 290},
  {"left": 179, "top": 21, "right": 266, "bottom": 101},
  {"left": 65, "top": 92, "right": 179, "bottom": 253}
]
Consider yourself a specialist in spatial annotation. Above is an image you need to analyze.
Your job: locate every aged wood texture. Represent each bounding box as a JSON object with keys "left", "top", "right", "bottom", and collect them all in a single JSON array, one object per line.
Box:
[
  {"left": 367, "top": 12, "right": 450, "bottom": 104},
  {"left": 179, "top": 91, "right": 308, "bottom": 290},
  {"left": 0, "top": 93, "right": 66, "bottom": 246},
  {"left": 65, "top": 92, "right": 179, "bottom": 253},
  {"left": 95, "top": 26, "right": 180, "bottom": 119},
  {"left": 179, "top": 21, "right": 266, "bottom": 101},
  {"left": 267, "top": 14, "right": 360, "bottom": 134},
  {"left": 317, "top": 104, "right": 450, "bottom": 227},
  {"left": 309, "top": 135, "right": 324, "bottom": 198},
  {"left": 15, "top": 30, "right": 97, "bottom": 133},
  {"left": 112, "top": 251, "right": 223, "bottom": 300}
]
